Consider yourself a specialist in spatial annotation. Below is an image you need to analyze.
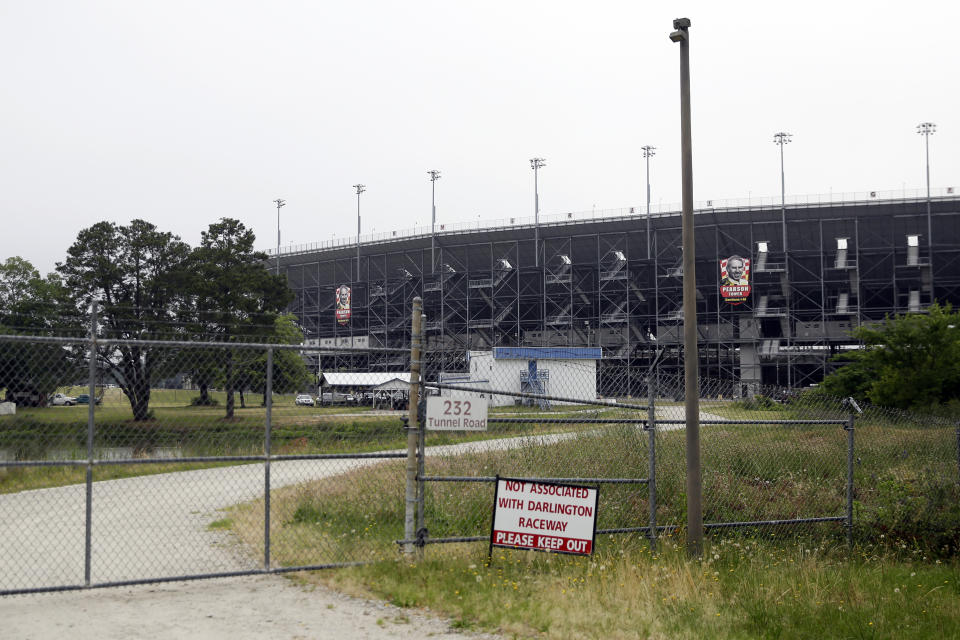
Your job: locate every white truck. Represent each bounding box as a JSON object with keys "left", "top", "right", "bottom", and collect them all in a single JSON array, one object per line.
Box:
[{"left": 49, "top": 393, "right": 76, "bottom": 406}]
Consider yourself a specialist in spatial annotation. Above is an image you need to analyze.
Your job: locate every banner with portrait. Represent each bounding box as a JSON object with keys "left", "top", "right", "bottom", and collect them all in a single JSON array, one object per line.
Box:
[
  {"left": 335, "top": 285, "right": 351, "bottom": 325},
  {"left": 719, "top": 255, "right": 751, "bottom": 305}
]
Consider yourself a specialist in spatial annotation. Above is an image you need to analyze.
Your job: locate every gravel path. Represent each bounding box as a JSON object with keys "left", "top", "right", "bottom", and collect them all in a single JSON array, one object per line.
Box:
[
  {"left": 1, "top": 419, "right": 683, "bottom": 637},
  {"left": 656, "top": 405, "right": 731, "bottom": 424},
  {"left": 0, "top": 432, "right": 593, "bottom": 593},
  {"left": 0, "top": 574, "right": 502, "bottom": 640},
  {"left": 1, "top": 431, "right": 608, "bottom": 638},
  {"left": 0, "top": 458, "right": 394, "bottom": 590}
]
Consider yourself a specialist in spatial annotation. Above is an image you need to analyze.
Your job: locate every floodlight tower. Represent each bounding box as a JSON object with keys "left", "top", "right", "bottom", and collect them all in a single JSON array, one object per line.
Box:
[
  {"left": 353, "top": 184, "right": 365, "bottom": 279},
  {"left": 773, "top": 132, "right": 792, "bottom": 257},
  {"left": 641, "top": 145, "right": 656, "bottom": 259},
  {"left": 530, "top": 157, "right": 546, "bottom": 266},
  {"left": 917, "top": 122, "right": 936, "bottom": 296},
  {"left": 273, "top": 198, "right": 285, "bottom": 275},
  {"left": 428, "top": 170, "right": 441, "bottom": 273},
  {"left": 774, "top": 132, "right": 792, "bottom": 388}
]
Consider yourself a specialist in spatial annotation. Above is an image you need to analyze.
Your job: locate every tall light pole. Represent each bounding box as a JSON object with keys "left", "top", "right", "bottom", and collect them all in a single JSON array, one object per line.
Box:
[
  {"left": 773, "top": 132, "right": 791, "bottom": 257},
  {"left": 353, "top": 184, "right": 365, "bottom": 280},
  {"left": 428, "top": 170, "right": 441, "bottom": 273},
  {"left": 670, "top": 16, "right": 701, "bottom": 558},
  {"left": 530, "top": 157, "right": 546, "bottom": 267},
  {"left": 273, "top": 198, "right": 285, "bottom": 275},
  {"left": 641, "top": 145, "right": 656, "bottom": 259},
  {"left": 774, "top": 132, "right": 792, "bottom": 388},
  {"left": 918, "top": 122, "right": 936, "bottom": 297}
]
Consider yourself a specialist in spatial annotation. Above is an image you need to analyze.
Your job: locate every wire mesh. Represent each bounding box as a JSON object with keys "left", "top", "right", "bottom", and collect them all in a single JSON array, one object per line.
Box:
[
  {"left": 415, "top": 350, "right": 960, "bottom": 553},
  {"left": 2, "top": 319, "right": 958, "bottom": 594},
  {"left": 0, "top": 331, "right": 411, "bottom": 594}
]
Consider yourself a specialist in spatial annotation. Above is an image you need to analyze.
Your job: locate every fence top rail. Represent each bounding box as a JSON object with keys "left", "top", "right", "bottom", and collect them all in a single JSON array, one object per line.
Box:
[
  {"left": 2, "top": 452, "right": 409, "bottom": 468},
  {"left": 656, "top": 419, "right": 848, "bottom": 425},
  {"left": 488, "top": 417, "right": 649, "bottom": 424},
  {"left": 429, "top": 381, "right": 649, "bottom": 411},
  {"left": 0, "top": 332, "right": 408, "bottom": 354},
  {"left": 419, "top": 475, "right": 648, "bottom": 484}
]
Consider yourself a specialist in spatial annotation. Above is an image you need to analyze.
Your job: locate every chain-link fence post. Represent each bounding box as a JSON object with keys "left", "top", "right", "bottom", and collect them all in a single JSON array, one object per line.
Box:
[
  {"left": 955, "top": 421, "right": 960, "bottom": 488},
  {"left": 646, "top": 372, "right": 657, "bottom": 553},
  {"left": 404, "top": 298, "right": 423, "bottom": 555},
  {"left": 416, "top": 315, "right": 426, "bottom": 544},
  {"left": 845, "top": 408, "right": 856, "bottom": 549},
  {"left": 264, "top": 347, "right": 273, "bottom": 570},
  {"left": 84, "top": 301, "right": 97, "bottom": 586}
]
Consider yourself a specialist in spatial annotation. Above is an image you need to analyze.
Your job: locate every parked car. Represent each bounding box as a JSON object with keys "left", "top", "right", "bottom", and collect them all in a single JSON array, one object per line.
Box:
[
  {"left": 74, "top": 394, "right": 102, "bottom": 405},
  {"left": 319, "top": 392, "right": 351, "bottom": 405},
  {"left": 50, "top": 393, "right": 76, "bottom": 406},
  {"left": 5, "top": 388, "right": 46, "bottom": 407},
  {"left": 295, "top": 394, "right": 315, "bottom": 407}
]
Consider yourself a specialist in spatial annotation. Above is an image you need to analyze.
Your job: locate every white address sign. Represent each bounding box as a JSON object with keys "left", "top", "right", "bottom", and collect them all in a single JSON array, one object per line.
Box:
[{"left": 425, "top": 395, "right": 489, "bottom": 431}]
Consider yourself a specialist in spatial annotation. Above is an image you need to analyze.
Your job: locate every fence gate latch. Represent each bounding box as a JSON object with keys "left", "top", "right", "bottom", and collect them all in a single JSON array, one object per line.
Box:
[{"left": 415, "top": 527, "right": 429, "bottom": 548}]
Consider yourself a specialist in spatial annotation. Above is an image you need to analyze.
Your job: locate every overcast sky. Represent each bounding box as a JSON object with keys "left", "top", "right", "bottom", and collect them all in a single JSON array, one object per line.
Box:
[{"left": 2, "top": 1, "right": 957, "bottom": 275}]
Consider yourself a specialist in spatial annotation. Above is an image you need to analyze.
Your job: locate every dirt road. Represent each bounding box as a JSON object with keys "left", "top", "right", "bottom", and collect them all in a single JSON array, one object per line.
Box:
[
  {"left": 1, "top": 574, "right": 501, "bottom": 640},
  {"left": 2, "top": 434, "right": 594, "bottom": 638}
]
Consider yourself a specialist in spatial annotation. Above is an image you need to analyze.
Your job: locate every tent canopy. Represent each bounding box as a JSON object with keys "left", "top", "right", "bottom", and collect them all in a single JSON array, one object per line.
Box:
[{"left": 320, "top": 372, "right": 411, "bottom": 389}]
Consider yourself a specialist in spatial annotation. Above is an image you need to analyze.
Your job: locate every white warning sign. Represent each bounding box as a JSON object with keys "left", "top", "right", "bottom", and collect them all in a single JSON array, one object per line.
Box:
[{"left": 490, "top": 478, "right": 598, "bottom": 556}]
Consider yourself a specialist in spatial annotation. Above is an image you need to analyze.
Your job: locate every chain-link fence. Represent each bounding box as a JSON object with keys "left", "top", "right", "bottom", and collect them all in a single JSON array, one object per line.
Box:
[
  {"left": 3, "top": 302, "right": 959, "bottom": 595},
  {"left": 406, "top": 354, "right": 853, "bottom": 552},
  {"left": 403, "top": 311, "right": 960, "bottom": 558},
  {"left": 0, "top": 318, "right": 415, "bottom": 596}
]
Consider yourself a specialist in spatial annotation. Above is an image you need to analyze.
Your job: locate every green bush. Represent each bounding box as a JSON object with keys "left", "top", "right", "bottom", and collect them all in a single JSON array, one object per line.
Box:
[{"left": 855, "top": 471, "right": 960, "bottom": 554}]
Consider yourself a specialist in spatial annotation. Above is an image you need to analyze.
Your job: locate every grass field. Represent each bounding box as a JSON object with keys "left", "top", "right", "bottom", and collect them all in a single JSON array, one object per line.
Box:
[
  {"left": 4, "top": 383, "right": 958, "bottom": 636},
  {"left": 0, "top": 388, "right": 633, "bottom": 493},
  {"left": 0, "top": 388, "right": 403, "bottom": 492},
  {"left": 220, "top": 420, "right": 960, "bottom": 638},
  {"left": 306, "top": 542, "right": 960, "bottom": 640}
]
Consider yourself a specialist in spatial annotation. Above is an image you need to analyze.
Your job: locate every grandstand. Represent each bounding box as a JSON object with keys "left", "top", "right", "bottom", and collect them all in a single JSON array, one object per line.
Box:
[{"left": 272, "top": 189, "right": 960, "bottom": 394}]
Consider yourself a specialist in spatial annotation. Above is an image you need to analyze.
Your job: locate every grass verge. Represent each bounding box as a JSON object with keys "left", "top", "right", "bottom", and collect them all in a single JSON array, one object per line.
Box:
[
  {"left": 209, "top": 419, "right": 960, "bottom": 638},
  {"left": 305, "top": 541, "right": 960, "bottom": 640}
]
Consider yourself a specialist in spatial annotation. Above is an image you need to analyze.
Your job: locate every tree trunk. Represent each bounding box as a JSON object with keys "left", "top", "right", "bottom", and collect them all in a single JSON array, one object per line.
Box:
[
  {"left": 121, "top": 348, "right": 153, "bottom": 421},
  {"left": 126, "top": 372, "right": 152, "bottom": 421},
  {"left": 225, "top": 349, "right": 235, "bottom": 419},
  {"left": 239, "top": 389, "right": 245, "bottom": 409},
  {"left": 198, "top": 383, "right": 210, "bottom": 405}
]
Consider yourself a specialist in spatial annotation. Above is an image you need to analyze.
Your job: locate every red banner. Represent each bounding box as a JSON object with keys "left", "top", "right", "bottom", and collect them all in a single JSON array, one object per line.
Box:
[
  {"left": 720, "top": 256, "right": 751, "bottom": 305},
  {"left": 335, "top": 285, "right": 351, "bottom": 325}
]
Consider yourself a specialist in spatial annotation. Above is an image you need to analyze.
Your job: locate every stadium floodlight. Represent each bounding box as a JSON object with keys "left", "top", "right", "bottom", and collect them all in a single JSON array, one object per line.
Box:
[
  {"left": 642, "top": 145, "right": 656, "bottom": 258},
  {"left": 353, "top": 184, "right": 366, "bottom": 278},
  {"left": 917, "top": 122, "right": 936, "bottom": 296},
  {"left": 773, "top": 132, "right": 792, "bottom": 217},
  {"left": 773, "top": 131, "right": 793, "bottom": 388},
  {"left": 428, "top": 170, "right": 441, "bottom": 273},
  {"left": 273, "top": 199, "right": 286, "bottom": 275},
  {"left": 530, "top": 158, "right": 546, "bottom": 266}
]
